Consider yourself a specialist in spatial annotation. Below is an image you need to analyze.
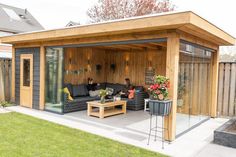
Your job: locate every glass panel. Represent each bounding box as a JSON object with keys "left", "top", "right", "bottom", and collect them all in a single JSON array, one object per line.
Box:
[
  {"left": 176, "top": 41, "right": 213, "bottom": 136},
  {"left": 23, "top": 59, "right": 30, "bottom": 87},
  {"left": 45, "top": 48, "right": 64, "bottom": 113}
]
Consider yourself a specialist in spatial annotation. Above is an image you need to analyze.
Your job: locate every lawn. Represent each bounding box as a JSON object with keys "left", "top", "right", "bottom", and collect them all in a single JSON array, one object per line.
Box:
[{"left": 0, "top": 112, "right": 167, "bottom": 157}]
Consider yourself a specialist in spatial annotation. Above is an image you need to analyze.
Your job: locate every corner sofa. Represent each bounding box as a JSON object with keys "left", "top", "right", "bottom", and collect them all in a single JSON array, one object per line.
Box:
[{"left": 63, "top": 83, "right": 149, "bottom": 113}]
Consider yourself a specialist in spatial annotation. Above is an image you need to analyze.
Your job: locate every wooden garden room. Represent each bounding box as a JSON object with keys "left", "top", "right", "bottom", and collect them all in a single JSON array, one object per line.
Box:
[{"left": 0, "top": 11, "right": 235, "bottom": 141}]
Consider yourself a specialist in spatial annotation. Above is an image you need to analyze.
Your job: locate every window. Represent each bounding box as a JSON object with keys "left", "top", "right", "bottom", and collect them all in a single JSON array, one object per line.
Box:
[
  {"left": 45, "top": 48, "right": 64, "bottom": 113},
  {"left": 176, "top": 41, "right": 214, "bottom": 136},
  {"left": 2, "top": 7, "right": 21, "bottom": 21},
  {"left": 23, "top": 59, "right": 30, "bottom": 86}
]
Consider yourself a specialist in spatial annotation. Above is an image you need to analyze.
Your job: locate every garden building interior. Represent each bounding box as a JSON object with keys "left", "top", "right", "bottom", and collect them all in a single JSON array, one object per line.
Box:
[{"left": 44, "top": 39, "right": 213, "bottom": 136}]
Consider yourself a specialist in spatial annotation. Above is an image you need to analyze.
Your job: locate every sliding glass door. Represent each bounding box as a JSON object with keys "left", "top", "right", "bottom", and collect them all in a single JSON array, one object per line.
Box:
[
  {"left": 176, "top": 41, "right": 214, "bottom": 136},
  {"left": 45, "top": 47, "right": 64, "bottom": 113}
]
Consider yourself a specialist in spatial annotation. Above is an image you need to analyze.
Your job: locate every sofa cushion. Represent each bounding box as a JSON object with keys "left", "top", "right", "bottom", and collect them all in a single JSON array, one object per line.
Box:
[
  {"left": 106, "top": 83, "right": 125, "bottom": 95},
  {"left": 114, "top": 84, "right": 125, "bottom": 94},
  {"left": 135, "top": 86, "right": 144, "bottom": 92},
  {"left": 96, "top": 83, "right": 106, "bottom": 90},
  {"left": 72, "top": 84, "right": 89, "bottom": 97}
]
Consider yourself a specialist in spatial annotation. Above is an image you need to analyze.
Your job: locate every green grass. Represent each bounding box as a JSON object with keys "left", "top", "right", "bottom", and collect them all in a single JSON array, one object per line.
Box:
[{"left": 0, "top": 112, "right": 167, "bottom": 157}]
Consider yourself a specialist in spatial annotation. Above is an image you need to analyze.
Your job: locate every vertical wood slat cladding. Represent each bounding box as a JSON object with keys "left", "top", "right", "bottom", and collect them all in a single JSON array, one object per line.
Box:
[
  {"left": 217, "top": 62, "right": 236, "bottom": 117},
  {"left": 64, "top": 47, "right": 106, "bottom": 84},
  {"left": 64, "top": 47, "right": 166, "bottom": 87},
  {"left": 177, "top": 53, "right": 212, "bottom": 116},
  {"left": 15, "top": 48, "right": 40, "bottom": 109}
]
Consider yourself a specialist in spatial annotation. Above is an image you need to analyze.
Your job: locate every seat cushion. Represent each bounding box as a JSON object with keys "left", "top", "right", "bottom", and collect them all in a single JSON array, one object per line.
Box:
[
  {"left": 72, "top": 96, "right": 99, "bottom": 103},
  {"left": 72, "top": 84, "right": 89, "bottom": 97}
]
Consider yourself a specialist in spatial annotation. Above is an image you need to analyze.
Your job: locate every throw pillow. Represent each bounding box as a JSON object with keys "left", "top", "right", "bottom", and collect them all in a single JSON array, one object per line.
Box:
[
  {"left": 63, "top": 87, "right": 73, "bottom": 101},
  {"left": 106, "top": 87, "right": 114, "bottom": 95},
  {"left": 89, "top": 90, "right": 100, "bottom": 97},
  {"left": 128, "top": 89, "right": 135, "bottom": 99}
]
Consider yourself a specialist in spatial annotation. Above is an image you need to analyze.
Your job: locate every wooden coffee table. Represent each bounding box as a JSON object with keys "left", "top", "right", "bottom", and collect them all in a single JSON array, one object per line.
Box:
[{"left": 87, "top": 100, "right": 127, "bottom": 118}]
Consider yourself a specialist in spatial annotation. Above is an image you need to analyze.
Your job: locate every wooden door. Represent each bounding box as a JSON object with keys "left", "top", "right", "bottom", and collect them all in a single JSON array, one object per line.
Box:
[{"left": 20, "top": 54, "right": 33, "bottom": 108}]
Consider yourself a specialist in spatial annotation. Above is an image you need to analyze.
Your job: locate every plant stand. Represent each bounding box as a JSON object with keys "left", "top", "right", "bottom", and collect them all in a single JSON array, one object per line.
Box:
[{"left": 147, "top": 99, "right": 172, "bottom": 149}]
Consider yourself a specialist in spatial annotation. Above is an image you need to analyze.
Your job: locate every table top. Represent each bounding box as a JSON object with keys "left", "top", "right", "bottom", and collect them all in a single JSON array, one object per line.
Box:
[{"left": 87, "top": 100, "right": 127, "bottom": 107}]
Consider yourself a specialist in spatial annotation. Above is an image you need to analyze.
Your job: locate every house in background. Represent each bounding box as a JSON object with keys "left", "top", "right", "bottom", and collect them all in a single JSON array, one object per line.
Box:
[
  {"left": 66, "top": 21, "right": 80, "bottom": 27},
  {"left": 0, "top": 3, "right": 44, "bottom": 58},
  {"left": 0, "top": 3, "right": 44, "bottom": 102}
]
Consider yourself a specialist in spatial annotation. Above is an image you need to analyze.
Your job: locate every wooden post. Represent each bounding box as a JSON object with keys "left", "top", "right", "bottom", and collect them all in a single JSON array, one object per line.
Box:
[
  {"left": 39, "top": 46, "right": 45, "bottom": 110},
  {"left": 11, "top": 46, "right": 15, "bottom": 102},
  {"left": 165, "top": 32, "right": 180, "bottom": 141},
  {"left": 210, "top": 49, "right": 219, "bottom": 117}
]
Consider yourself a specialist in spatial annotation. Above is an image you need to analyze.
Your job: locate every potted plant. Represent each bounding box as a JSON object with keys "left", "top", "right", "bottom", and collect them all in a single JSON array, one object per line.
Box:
[
  {"left": 148, "top": 75, "right": 172, "bottom": 116},
  {"left": 99, "top": 89, "right": 108, "bottom": 104}
]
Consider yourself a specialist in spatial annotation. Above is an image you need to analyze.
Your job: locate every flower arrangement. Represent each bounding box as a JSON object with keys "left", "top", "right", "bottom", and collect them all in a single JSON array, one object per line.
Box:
[
  {"left": 99, "top": 89, "right": 108, "bottom": 103},
  {"left": 99, "top": 89, "right": 108, "bottom": 97},
  {"left": 148, "top": 75, "right": 170, "bottom": 100}
]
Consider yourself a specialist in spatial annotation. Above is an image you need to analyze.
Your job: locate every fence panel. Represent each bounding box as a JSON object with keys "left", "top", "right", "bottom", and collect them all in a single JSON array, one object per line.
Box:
[
  {"left": 0, "top": 59, "right": 12, "bottom": 102},
  {"left": 217, "top": 62, "right": 236, "bottom": 117}
]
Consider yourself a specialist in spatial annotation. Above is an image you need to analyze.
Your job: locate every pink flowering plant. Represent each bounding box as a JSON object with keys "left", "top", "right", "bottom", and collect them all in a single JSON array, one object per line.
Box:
[{"left": 148, "top": 75, "right": 170, "bottom": 100}]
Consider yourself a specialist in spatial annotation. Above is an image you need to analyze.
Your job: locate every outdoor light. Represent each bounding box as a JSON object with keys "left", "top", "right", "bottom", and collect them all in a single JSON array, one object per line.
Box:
[
  {"left": 148, "top": 60, "right": 152, "bottom": 67},
  {"left": 69, "top": 58, "right": 72, "bottom": 65},
  {"left": 125, "top": 60, "right": 129, "bottom": 66},
  {"left": 87, "top": 59, "right": 90, "bottom": 65}
]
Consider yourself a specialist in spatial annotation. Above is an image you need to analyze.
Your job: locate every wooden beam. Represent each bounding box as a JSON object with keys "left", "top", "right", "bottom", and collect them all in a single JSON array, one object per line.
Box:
[
  {"left": 210, "top": 49, "right": 219, "bottom": 117},
  {"left": 14, "top": 30, "right": 168, "bottom": 48},
  {"left": 39, "top": 46, "right": 45, "bottom": 110},
  {"left": 11, "top": 46, "right": 15, "bottom": 102},
  {"left": 165, "top": 32, "right": 180, "bottom": 141}
]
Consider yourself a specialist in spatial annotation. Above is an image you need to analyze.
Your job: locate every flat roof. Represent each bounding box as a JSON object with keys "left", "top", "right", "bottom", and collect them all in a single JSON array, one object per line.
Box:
[{"left": 0, "top": 11, "right": 235, "bottom": 46}]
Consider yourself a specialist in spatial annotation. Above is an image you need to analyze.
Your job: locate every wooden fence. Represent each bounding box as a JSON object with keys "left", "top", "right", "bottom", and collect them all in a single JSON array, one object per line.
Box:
[
  {"left": 0, "top": 59, "right": 12, "bottom": 102},
  {"left": 217, "top": 62, "right": 236, "bottom": 117}
]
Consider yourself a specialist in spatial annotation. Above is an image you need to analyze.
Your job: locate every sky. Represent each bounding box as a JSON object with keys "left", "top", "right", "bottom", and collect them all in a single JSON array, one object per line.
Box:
[{"left": 1, "top": 0, "right": 236, "bottom": 53}]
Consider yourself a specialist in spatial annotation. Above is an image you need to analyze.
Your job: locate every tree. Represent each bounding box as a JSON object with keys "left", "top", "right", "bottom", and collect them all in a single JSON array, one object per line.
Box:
[{"left": 87, "top": 0, "right": 175, "bottom": 23}]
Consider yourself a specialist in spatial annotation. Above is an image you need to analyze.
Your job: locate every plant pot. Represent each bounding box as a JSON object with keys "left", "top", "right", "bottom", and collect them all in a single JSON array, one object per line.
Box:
[
  {"left": 177, "top": 99, "right": 183, "bottom": 107},
  {"left": 100, "top": 96, "right": 105, "bottom": 104},
  {"left": 148, "top": 99, "right": 172, "bottom": 116}
]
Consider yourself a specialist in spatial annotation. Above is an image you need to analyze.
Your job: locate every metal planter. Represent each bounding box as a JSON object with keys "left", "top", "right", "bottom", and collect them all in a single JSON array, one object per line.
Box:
[{"left": 149, "top": 99, "right": 172, "bottom": 116}]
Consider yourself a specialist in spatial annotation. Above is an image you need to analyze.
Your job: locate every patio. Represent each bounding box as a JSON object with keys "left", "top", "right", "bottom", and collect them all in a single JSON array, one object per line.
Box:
[
  {"left": 65, "top": 109, "right": 208, "bottom": 137},
  {"left": 6, "top": 106, "right": 236, "bottom": 157}
]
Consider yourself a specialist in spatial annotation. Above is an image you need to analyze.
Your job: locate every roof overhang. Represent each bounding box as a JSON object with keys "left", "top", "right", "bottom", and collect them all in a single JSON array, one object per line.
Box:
[{"left": 0, "top": 11, "right": 235, "bottom": 46}]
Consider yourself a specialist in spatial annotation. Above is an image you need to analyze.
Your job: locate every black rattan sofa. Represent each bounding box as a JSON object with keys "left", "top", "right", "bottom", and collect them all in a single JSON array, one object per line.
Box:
[{"left": 63, "top": 83, "right": 148, "bottom": 113}]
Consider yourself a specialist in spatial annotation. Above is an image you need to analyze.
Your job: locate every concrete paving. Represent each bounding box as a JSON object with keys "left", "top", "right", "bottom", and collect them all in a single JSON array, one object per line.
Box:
[
  {"left": 6, "top": 106, "right": 236, "bottom": 157},
  {"left": 0, "top": 107, "right": 11, "bottom": 113},
  {"left": 194, "top": 142, "right": 236, "bottom": 157}
]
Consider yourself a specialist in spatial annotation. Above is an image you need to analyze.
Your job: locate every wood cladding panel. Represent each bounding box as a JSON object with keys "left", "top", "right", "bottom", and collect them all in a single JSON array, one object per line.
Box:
[
  {"left": 177, "top": 55, "right": 212, "bottom": 116},
  {"left": 64, "top": 47, "right": 166, "bottom": 87},
  {"left": 64, "top": 47, "right": 106, "bottom": 84}
]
